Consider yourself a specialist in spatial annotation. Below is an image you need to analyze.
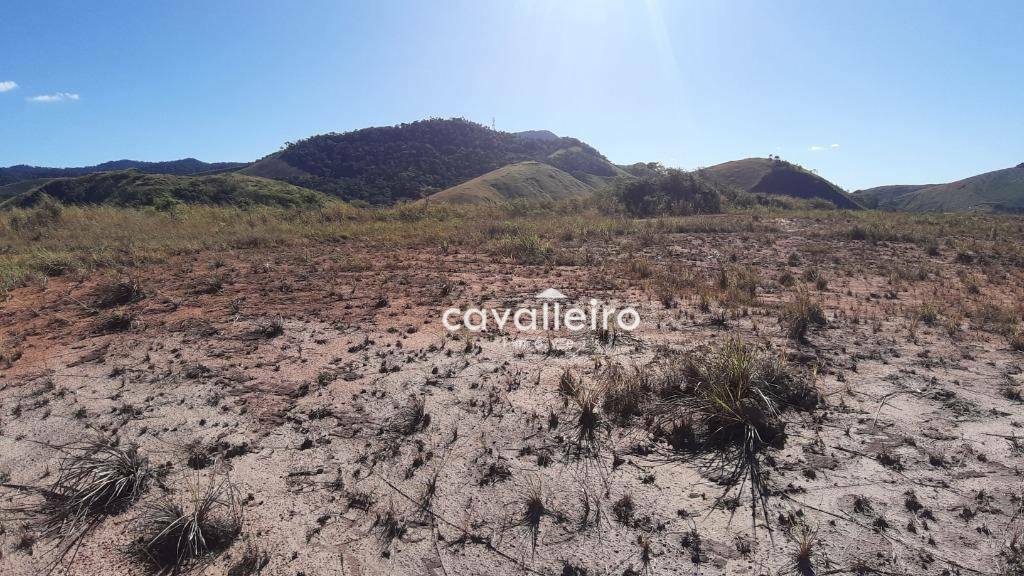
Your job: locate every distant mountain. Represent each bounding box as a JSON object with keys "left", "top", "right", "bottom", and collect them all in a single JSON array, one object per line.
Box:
[
  {"left": 424, "top": 161, "right": 594, "bottom": 205},
  {"left": 852, "top": 163, "right": 1024, "bottom": 212},
  {"left": 0, "top": 158, "right": 247, "bottom": 186},
  {"left": 849, "top": 184, "right": 934, "bottom": 210},
  {"left": 241, "top": 118, "right": 626, "bottom": 204},
  {"left": 699, "top": 157, "right": 862, "bottom": 210},
  {"left": 515, "top": 130, "right": 560, "bottom": 141},
  {"left": 1, "top": 170, "right": 327, "bottom": 209}
]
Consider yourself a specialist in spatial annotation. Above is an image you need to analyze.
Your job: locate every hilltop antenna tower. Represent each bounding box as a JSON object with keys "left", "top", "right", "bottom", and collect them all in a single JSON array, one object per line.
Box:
[{"left": 491, "top": 116, "right": 495, "bottom": 131}]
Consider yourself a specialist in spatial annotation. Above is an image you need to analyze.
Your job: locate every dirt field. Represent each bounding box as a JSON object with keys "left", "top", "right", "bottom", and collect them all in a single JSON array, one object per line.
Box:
[{"left": 2, "top": 212, "right": 1024, "bottom": 575}]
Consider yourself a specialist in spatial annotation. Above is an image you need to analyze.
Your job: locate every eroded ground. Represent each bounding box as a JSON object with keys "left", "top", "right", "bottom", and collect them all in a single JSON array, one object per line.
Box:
[{"left": 2, "top": 214, "right": 1023, "bottom": 575}]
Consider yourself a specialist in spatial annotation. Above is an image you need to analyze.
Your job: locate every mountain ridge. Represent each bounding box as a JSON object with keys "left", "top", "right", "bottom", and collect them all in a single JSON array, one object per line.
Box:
[
  {"left": 1, "top": 169, "right": 327, "bottom": 209},
  {"left": 853, "top": 163, "right": 1024, "bottom": 212},
  {"left": 239, "top": 118, "right": 624, "bottom": 204},
  {"left": 0, "top": 158, "right": 247, "bottom": 186}
]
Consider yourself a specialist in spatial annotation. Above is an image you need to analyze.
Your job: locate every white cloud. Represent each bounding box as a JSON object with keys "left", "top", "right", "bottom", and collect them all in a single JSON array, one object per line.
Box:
[
  {"left": 0, "top": 80, "right": 17, "bottom": 92},
  {"left": 809, "top": 144, "right": 841, "bottom": 152},
  {"left": 27, "top": 92, "right": 80, "bottom": 103}
]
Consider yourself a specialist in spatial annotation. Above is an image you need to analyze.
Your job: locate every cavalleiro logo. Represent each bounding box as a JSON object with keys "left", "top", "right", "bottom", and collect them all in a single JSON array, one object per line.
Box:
[{"left": 442, "top": 288, "right": 641, "bottom": 332}]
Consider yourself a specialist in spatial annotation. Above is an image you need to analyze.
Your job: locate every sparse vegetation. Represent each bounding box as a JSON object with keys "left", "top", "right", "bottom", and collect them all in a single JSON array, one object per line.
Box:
[{"left": 1, "top": 199, "right": 1021, "bottom": 576}]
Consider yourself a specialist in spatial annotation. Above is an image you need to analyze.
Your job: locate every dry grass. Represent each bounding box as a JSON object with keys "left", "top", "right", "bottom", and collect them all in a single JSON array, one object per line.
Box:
[
  {"left": 129, "top": 476, "right": 243, "bottom": 574},
  {"left": 385, "top": 395, "right": 430, "bottom": 437},
  {"left": 659, "top": 338, "right": 817, "bottom": 528},
  {"left": 1011, "top": 325, "right": 1024, "bottom": 352},
  {"left": 1, "top": 439, "right": 151, "bottom": 566},
  {"left": 782, "top": 291, "right": 827, "bottom": 342},
  {"left": 567, "top": 381, "right": 605, "bottom": 455},
  {"left": 89, "top": 276, "right": 143, "bottom": 309},
  {"left": 4, "top": 201, "right": 1021, "bottom": 300},
  {"left": 1001, "top": 530, "right": 1024, "bottom": 576}
]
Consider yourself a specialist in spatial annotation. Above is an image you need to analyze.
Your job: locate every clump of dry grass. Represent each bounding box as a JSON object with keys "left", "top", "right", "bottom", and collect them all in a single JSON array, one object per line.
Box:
[
  {"left": 558, "top": 367, "right": 581, "bottom": 405},
  {"left": 226, "top": 538, "right": 269, "bottom": 576},
  {"left": 660, "top": 338, "right": 817, "bottom": 529},
  {"left": 515, "top": 478, "right": 550, "bottom": 554},
  {"left": 491, "top": 232, "right": 554, "bottom": 265},
  {"left": 90, "top": 276, "right": 143, "bottom": 309},
  {"left": 792, "top": 520, "right": 821, "bottom": 575},
  {"left": 625, "top": 257, "right": 654, "bottom": 280},
  {"left": 93, "top": 308, "right": 136, "bottom": 334},
  {"left": 916, "top": 303, "right": 941, "bottom": 326},
  {"left": 2, "top": 438, "right": 151, "bottom": 565},
  {"left": 673, "top": 338, "right": 811, "bottom": 445},
  {"left": 386, "top": 395, "right": 430, "bottom": 437},
  {"left": 255, "top": 316, "right": 285, "bottom": 338},
  {"left": 130, "top": 476, "right": 243, "bottom": 574},
  {"left": 567, "top": 381, "right": 605, "bottom": 455},
  {"left": 782, "top": 291, "right": 827, "bottom": 342},
  {"left": 600, "top": 364, "right": 650, "bottom": 423},
  {"left": 717, "top": 266, "right": 759, "bottom": 305},
  {"left": 1011, "top": 325, "right": 1024, "bottom": 352},
  {"left": 372, "top": 505, "right": 407, "bottom": 557},
  {"left": 612, "top": 493, "right": 635, "bottom": 525}
]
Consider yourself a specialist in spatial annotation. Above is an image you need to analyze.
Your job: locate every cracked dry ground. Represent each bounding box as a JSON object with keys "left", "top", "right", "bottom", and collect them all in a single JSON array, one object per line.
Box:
[{"left": 1, "top": 215, "right": 1023, "bottom": 575}]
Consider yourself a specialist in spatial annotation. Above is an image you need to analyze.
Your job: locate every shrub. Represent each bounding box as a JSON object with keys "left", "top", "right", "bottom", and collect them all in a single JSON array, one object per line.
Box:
[
  {"left": 612, "top": 169, "right": 722, "bottom": 217},
  {"left": 7, "top": 195, "right": 64, "bottom": 231}
]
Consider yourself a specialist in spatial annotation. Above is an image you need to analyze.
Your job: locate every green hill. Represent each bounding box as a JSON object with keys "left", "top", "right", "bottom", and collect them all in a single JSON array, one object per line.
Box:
[
  {"left": 852, "top": 163, "right": 1024, "bottom": 213},
  {"left": 0, "top": 178, "right": 57, "bottom": 202},
  {"left": 699, "top": 157, "right": 862, "bottom": 209},
  {"left": 424, "top": 161, "right": 594, "bottom": 205},
  {"left": 1, "top": 170, "right": 328, "bottom": 209},
  {"left": 0, "top": 158, "right": 247, "bottom": 186},
  {"left": 849, "top": 184, "right": 933, "bottom": 210},
  {"left": 240, "top": 118, "right": 624, "bottom": 204}
]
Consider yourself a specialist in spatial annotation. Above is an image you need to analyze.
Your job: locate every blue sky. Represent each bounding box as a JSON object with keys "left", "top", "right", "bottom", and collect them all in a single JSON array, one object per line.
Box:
[{"left": 1, "top": 0, "right": 1021, "bottom": 190}]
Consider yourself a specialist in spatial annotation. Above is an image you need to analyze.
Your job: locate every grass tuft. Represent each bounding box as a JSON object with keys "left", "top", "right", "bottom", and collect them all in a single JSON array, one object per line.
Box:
[
  {"left": 567, "top": 382, "right": 604, "bottom": 455},
  {"left": 387, "top": 395, "right": 430, "bottom": 437},
  {"left": 90, "top": 276, "right": 144, "bottom": 309},
  {"left": 130, "top": 476, "right": 242, "bottom": 574},
  {"left": 782, "top": 291, "right": 827, "bottom": 342},
  {"left": 372, "top": 505, "right": 407, "bottom": 557},
  {"left": 2, "top": 438, "right": 151, "bottom": 567},
  {"left": 660, "top": 338, "right": 817, "bottom": 530},
  {"left": 1011, "top": 325, "right": 1024, "bottom": 352}
]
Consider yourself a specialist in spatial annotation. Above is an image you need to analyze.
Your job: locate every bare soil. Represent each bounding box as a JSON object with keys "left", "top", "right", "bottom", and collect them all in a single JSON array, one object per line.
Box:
[{"left": 1, "top": 215, "right": 1023, "bottom": 575}]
